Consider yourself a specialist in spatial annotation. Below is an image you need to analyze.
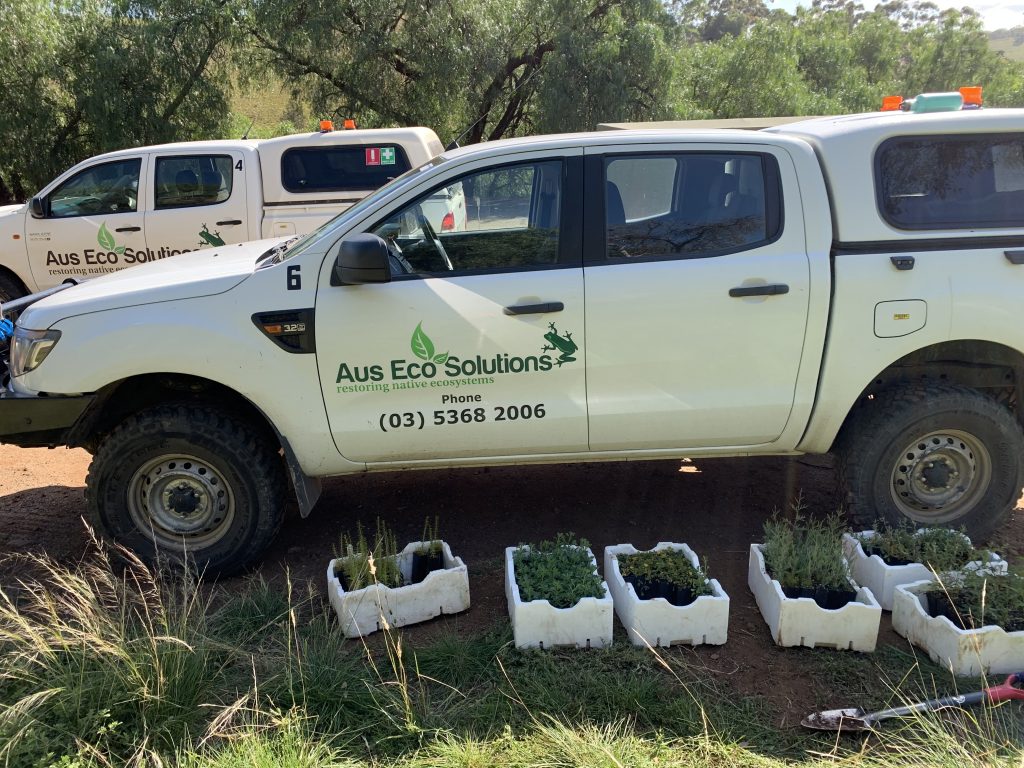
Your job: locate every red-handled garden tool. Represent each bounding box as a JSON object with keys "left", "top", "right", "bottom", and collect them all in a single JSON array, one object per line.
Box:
[{"left": 802, "top": 672, "right": 1024, "bottom": 732}]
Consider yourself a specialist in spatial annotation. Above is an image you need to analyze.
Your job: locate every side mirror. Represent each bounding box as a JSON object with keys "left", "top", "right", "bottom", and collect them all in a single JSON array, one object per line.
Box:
[
  {"left": 333, "top": 233, "right": 392, "bottom": 286},
  {"left": 29, "top": 196, "right": 46, "bottom": 219}
]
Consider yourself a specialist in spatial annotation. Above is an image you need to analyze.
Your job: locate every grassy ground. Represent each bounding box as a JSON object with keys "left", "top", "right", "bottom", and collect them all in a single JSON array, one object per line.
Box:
[{"left": 0, "top": 542, "right": 1021, "bottom": 767}]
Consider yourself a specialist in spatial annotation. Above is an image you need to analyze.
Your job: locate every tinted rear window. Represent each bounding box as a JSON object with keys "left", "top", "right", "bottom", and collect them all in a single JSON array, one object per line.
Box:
[
  {"left": 603, "top": 152, "right": 781, "bottom": 261},
  {"left": 281, "top": 145, "right": 412, "bottom": 193},
  {"left": 876, "top": 134, "right": 1024, "bottom": 230}
]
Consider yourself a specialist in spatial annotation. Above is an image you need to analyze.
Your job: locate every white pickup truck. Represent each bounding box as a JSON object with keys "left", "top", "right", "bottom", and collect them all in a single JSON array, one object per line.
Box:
[
  {"left": 0, "top": 125, "right": 448, "bottom": 301},
  {"left": 4, "top": 96, "right": 1024, "bottom": 574}
]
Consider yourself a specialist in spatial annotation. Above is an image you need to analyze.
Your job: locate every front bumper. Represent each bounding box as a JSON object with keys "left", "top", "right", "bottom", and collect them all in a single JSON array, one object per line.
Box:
[{"left": 0, "top": 390, "right": 94, "bottom": 448}]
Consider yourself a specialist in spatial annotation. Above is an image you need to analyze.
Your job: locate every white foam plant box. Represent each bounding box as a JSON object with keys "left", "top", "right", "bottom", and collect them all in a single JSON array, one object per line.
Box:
[
  {"left": 892, "top": 579, "right": 1024, "bottom": 676},
  {"left": 505, "top": 545, "right": 614, "bottom": 650},
  {"left": 326, "top": 540, "right": 470, "bottom": 638},
  {"left": 843, "top": 530, "right": 1007, "bottom": 611},
  {"left": 604, "top": 542, "right": 729, "bottom": 648},
  {"left": 748, "top": 543, "right": 882, "bottom": 651}
]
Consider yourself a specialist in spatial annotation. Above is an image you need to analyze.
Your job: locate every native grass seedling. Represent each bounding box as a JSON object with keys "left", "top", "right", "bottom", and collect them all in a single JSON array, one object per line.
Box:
[
  {"left": 926, "top": 571, "right": 1024, "bottom": 632},
  {"left": 856, "top": 520, "right": 985, "bottom": 571},
  {"left": 762, "top": 512, "right": 855, "bottom": 609},
  {"left": 411, "top": 515, "right": 444, "bottom": 583},
  {"left": 334, "top": 518, "right": 402, "bottom": 591},
  {"left": 512, "top": 533, "right": 605, "bottom": 609},
  {"left": 617, "top": 548, "right": 712, "bottom": 606}
]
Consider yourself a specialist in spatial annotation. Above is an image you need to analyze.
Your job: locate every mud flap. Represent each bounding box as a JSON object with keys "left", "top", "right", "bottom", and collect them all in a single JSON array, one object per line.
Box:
[{"left": 279, "top": 435, "right": 322, "bottom": 517}]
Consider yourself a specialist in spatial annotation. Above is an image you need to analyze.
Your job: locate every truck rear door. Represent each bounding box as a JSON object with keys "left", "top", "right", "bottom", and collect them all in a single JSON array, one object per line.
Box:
[
  {"left": 143, "top": 150, "right": 249, "bottom": 258},
  {"left": 582, "top": 142, "right": 812, "bottom": 450}
]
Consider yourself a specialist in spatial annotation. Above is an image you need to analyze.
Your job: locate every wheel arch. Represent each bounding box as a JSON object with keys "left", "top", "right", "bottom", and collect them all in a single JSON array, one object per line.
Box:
[
  {"left": 807, "top": 339, "right": 1024, "bottom": 454},
  {"left": 69, "top": 373, "right": 275, "bottom": 449},
  {"left": 0, "top": 264, "right": 30, "bottom": 299},
  {"left": 68, "top": 372, "right": 322, "bottom": 516}
]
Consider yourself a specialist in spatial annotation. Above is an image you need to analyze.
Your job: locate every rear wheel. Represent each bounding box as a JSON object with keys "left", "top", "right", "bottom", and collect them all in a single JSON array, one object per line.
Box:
[
  {"left": 86, "top": 404, "right": 287, "bottom": 575},
  {"left": 836, "top": 382, "right": 1024, "bottom": 541}
]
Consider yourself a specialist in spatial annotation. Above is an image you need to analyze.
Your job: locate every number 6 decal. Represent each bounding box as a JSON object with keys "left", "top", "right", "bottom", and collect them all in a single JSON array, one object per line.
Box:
[{"left": 287, "top": 265, "right": 301, "bottom": 290}]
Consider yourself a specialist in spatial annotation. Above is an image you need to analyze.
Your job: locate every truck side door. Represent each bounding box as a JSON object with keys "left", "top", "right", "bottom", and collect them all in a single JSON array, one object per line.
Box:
[
  {"left": 582, "top": 143, "right": 812, "bottom": 450},
  {"left": 25, "top": 156, "right": 148, "bottom": 289},
  {"left": 315, "top": 151, "right": 588, "bottom": 463},
  {"left": 143, "top": 151, "right": 249, "bottom": 258}
]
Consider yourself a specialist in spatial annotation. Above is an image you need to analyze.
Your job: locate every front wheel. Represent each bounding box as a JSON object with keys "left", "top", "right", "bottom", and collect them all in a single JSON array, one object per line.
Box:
[
  {"left": 86, "top": 404, "right": 287, "bottom": 575},
  {"left": 836, "top": 382, "right": 1024, "bottom": 541}
]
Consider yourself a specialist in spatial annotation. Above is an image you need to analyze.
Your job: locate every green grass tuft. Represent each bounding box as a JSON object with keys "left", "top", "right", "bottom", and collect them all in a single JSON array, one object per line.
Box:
[{"left": 2, "top": 539, "right": 1024, "bottom": 767}]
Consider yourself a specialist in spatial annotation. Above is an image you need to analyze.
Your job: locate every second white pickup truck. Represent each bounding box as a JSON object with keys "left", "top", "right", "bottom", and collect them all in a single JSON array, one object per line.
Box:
[
  {"left": 3, "top": 94, "right": 1024, "bottom": 574},
  {"left": 0, "top": 125, "right": 448, "bottom": 301}
]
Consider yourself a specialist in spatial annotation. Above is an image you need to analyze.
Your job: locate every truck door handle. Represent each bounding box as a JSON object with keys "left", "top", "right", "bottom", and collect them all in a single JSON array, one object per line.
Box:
[
  {"left": 1005, "top": 250, "right": 1024, "bottom": 265},
  {"left": 216, "top": 219, "right": 243, "bottom": 226},
  {"left": 728, "top": 284, "right": 789, "bottom": 298},
  {"left": 114, "top": 226, "right": 141, "bottom": 233},
  {"left": 503, "top": 301, "right": 564, "bottom": 316}
]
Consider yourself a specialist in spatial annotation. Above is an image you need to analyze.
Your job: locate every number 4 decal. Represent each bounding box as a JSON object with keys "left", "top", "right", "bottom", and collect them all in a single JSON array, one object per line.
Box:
[
  {"left": 235, "top": 159, "right": 243, "bottom": 171},
  {"left": 287, "top": 264, "right": 301, "bottom": 290}
]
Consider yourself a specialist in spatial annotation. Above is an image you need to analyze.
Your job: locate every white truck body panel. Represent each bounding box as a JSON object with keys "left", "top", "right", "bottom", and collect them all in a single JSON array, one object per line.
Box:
[
  {"left": 14, "top": 130, "right": 837, "bottom": 474},
  {"left": 9, "top": 112, "right": 1024, "bottom": 571},
  {"left": 0, "top": 129, "right": 443, "bottom": 294}
]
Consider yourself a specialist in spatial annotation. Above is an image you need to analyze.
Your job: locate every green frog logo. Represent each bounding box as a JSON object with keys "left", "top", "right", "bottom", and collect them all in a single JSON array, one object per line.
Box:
[
  {"left": 541, "top": 322, "right": 577, "bottom": 366},
  {"left": 198, "top": 224, "right": 225, "bottom": 247}
]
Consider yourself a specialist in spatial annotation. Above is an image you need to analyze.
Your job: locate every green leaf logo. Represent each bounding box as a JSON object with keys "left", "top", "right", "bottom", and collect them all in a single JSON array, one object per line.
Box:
[
  {"left": 114, "top": 246, "right": 125, "bottom": 256},
  {"left": 97, "top": 222, "right": 116, "bottom": 250},
  {"left": 411, "top": 322, "right": 434, "bottom": 361},
  {"left": 432, "top": 352, "right": 448, "bottom": 364}
]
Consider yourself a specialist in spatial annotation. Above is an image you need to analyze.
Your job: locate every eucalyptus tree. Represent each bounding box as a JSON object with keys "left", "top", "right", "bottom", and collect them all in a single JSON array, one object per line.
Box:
[
  {"left": 244, "top": 0, "right": 675, "bottom": 144},
  {"left": 0, "top": 0, "right": 239, "bottom": 199}
]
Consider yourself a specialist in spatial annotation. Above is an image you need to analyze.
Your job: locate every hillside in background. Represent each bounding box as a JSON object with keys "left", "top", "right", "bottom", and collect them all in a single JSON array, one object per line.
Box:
[{"left": 991, "top": 28, "right": 1024, "bottom": 61}]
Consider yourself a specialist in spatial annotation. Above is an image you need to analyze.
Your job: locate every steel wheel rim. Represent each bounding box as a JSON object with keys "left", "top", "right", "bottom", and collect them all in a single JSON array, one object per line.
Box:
[
  {"left": 127, "top": 453, "right": 235, "bottom": 550},
  {"left": 889, "top": 429, "right": 991, "bottom": 523}
]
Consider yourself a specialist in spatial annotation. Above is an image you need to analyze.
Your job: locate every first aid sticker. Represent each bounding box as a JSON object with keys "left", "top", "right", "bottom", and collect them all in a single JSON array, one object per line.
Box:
[{"left": 365, "top": 147, "right": 396, "bottom": 166}]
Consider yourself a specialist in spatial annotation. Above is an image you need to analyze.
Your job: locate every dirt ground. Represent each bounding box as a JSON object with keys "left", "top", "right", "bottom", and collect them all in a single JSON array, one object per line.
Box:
[{"left": 1, "top": 445, "right": 1022, "bottom": 727}]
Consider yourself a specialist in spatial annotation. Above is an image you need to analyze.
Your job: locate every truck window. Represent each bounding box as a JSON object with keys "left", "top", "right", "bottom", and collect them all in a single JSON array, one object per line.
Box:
[
  {"left": 48, "top": 158, "right": 141, "bottom": 218},
  {"left": 369, "top": 160, "right": 562, "bottom": 275},
  {"left": 155, "top": 155, "right": 234, "bottom": 209},
  {"left": 604, "top": 152, "right": 779, "bottom": 260},
  {"left": 876, "top": 134, "right": 1024, "bottom": 230},
  {"left": 281, "top": 146, "right": 412, "bottom": 193}
]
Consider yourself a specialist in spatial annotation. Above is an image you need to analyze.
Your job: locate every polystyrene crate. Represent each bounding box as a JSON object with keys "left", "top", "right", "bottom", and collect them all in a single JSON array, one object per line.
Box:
[
  {"left": 605, "top": 542, "right": 729, "bottom": 647},
  {"left": 327, "top": 540, "right": 469, "bottom": 638},
  {"left": 892, "top": 579, "right": 1024, "bottom": 677},
  {"left": 748, "top": 543, "right": 881, "bottom": 651},
  {"left": 844, "top": 531, "right": 1006, "bottom": 611},
  {"left": 505, "top": 545, "right": 613, "bottom": 649}
]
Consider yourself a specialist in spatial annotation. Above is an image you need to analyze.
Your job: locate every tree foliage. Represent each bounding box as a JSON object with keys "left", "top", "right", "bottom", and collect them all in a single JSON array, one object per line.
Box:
[
  {"left": 243, "top": 0, "right": 676, "bottom": 144},
  {"left": 1, "top": 0, "right": 1023, "bottom": 203},
  {"left": 0, "top": 0, "right": 238, "bottom": 200}
]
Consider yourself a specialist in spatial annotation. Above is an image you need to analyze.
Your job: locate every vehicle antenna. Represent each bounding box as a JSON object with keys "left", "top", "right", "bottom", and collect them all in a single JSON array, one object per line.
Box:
[
  {"left": 445, "top": 65, "right": 544, "bottom": 151},
  {"left": 240, "top": 117, "right": 256, "bottom": 140}
]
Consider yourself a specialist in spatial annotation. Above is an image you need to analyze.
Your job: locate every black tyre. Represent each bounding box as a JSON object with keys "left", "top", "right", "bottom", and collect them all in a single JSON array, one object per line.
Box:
[
  {"left": 86, "top": 404, "right": 287, "bottom": 575},
  {"left": 0, "top": 270, "right": 26, "bottom": 303},
  {"left": 836, "top": 382, "right": 1024, "bottom": 542}
]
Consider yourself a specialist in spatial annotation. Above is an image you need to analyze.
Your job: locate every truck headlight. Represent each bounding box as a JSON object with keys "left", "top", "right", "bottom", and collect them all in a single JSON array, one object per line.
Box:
[{"left": 9, "top": 327, "right": 61, "bottom": 377}]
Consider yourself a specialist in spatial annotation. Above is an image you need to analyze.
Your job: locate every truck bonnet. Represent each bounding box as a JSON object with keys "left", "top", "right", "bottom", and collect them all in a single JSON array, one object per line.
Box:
[{"left": 16, "top": 236, "right": 288, "bottom": 329}]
